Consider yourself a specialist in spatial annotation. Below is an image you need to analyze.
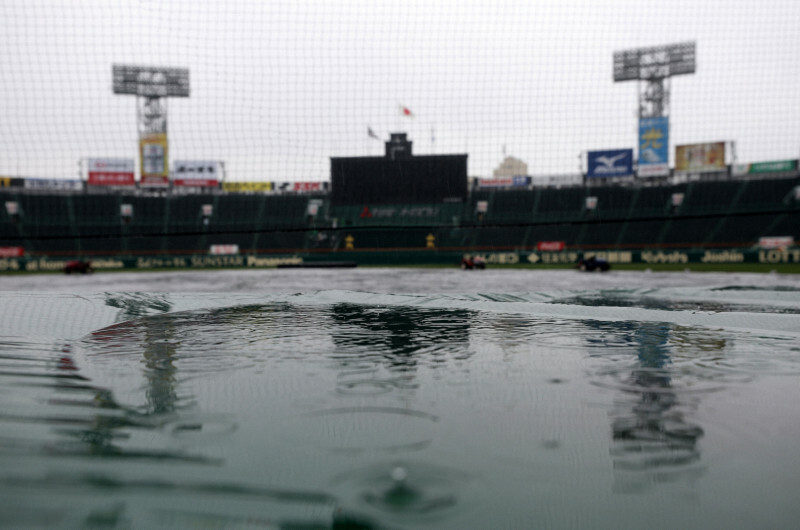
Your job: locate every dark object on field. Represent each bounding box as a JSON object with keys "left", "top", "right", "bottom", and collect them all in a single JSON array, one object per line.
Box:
[
  {"left": 461, "top": 256, "right": 486, "bottom": 270},
  {"left": 576, "top": 256, "right": 610, "bottom": 272},
  {"left": 64, "top": 260, "right": 93, "bottom": 274}
]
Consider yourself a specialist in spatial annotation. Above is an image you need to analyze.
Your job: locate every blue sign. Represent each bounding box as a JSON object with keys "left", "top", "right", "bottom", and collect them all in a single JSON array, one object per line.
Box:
[
  {"left": 587, "top": 149, "right": 634, "bottom": 178},
  {"left": 512, "top": 175, "right": 532, "bottom": 186},
  {"left": 638, "top": 117, "right": 669, "bottom": 177}
]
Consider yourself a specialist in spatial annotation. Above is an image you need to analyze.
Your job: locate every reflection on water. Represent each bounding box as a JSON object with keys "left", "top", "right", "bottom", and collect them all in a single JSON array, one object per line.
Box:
[
  {"left": 605, "top": 322, "right": 706, "bottom": 491},
  {"left": 104, "top": 292, "right": 172, "bottom": 321},
  {"left": 1, "top": 285, "right": 800, "bottom": 528},
  {"left": 559, "top": 292, "right": 800, "bottom": 314}
]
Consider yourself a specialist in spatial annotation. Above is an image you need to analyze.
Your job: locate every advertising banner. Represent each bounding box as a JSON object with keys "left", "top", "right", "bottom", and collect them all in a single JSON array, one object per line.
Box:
[
  {"left": 87, "top": 158, "right": 135, "bottom": 186},
  {"left": 274, "top": 181, "right": 327, "bottom": 192},
  {"left": 0, "top": 247, "right": 24, "bottom": 258},
  {"left": 172, "top": 160, "right": 219, "bottom": 187},
  {"left": 222, "top": 181, "right": 273, "bottom": 192},
  {"left": 210, "top": 245, "right": 239, "bottom": 255},
  {"left": 477, "top": 177, "right": 514, "bottom": 188},
  {"left": 173, "top": 160, "right": 218, "bottom": 178},
  {"left": 24, "top": 178, "right": 84, "bottom": 191},
  {"left": 140, "top": 175, "right": 169, "bottom": 187},
  {"left": 537, "top": 241, "right": 565, "bottom": 251},
  {"left": 0, "top": 177, "right": 25, "bottom": 188},
  {"left": 732, "top": 159, "right": 797, "bottom": 176},
  {"left": 294, "top": 181, "right": 324, "bottom": 192},
  {"left": 173, "top": 178, "right": 219, "bottom": 188},
  {"left": 140, "top": 133, "right": 169, "bottom": 178},
  {"left": 587, "top": 149, "right": 633, "bottom": 178},
  {"left": 638, "top": 117, "right": 669, "bottom": 177},
  {"left": 675, "top": 142, "right": 725, "bottom": 173},
  {"left": 758, "top": 236, "right": 794, "bottom": 249},
  {"left": 476, "top": 176, "right": 531, "bottom": 188}
]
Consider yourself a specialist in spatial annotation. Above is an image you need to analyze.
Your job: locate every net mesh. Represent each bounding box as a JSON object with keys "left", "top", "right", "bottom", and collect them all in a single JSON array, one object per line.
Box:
[{"left": 1, "top": 0, "right": 798, "bottom": 183}]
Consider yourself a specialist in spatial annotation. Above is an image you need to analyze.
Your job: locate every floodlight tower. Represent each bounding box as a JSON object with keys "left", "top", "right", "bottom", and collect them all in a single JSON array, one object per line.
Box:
[
  {"left": 613, "top": 43, "right": 695, "bottom": 177},
  {"left": 112, "top": 65, "right": 190, "bottom": 186},
  {"left": 613, "top": 42, "right": 695, "bottom": 118}
]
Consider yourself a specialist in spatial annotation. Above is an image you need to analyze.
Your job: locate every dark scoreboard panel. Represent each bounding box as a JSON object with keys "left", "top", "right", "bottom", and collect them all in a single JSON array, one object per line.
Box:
[{"left": 331, "top": 155, "right": 468, "bottom": 205}]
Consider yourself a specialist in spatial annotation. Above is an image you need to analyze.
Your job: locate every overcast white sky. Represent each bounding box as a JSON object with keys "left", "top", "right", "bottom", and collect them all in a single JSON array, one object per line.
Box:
[{"left": 1, "top": 0, "right": 798, "bottom": 181}]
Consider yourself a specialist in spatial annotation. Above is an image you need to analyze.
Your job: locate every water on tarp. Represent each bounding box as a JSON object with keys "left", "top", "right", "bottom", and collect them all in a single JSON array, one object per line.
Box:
[{"left": 1, "top": 269, "right": 800, "bottom": 529}]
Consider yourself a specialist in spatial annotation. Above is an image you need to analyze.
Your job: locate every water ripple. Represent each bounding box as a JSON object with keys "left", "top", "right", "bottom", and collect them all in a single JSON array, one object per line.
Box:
[{"left": 333, "top": 460, "right": 478, "bottom": 523}]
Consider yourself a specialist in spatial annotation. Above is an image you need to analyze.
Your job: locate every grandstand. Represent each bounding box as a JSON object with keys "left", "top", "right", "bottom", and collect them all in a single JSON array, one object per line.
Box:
[{"left": 1, "top": 164, "right": 798, "bottom": 269}]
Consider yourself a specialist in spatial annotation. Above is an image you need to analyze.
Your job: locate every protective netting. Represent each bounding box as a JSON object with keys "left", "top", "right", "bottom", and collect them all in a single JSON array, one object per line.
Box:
[{"left": 1, "top": 0, "right": 798, "bottom": 183}]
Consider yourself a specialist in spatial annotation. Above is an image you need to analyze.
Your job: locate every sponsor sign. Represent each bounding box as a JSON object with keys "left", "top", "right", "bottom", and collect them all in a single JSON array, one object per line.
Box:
[
  {"left": 0, "top": 177, "right": 25, "bottom": 188},
  {"left": 732, "top": 159, "right": 797, "bottom": 176},
  {"left": 274, "top": 181, "right": 327, "bottom": 192},
  {"left": 120, "top": 204, "right": 133, "bottom": 217},
  {"left": 0, "top": 247, "right": 24, "bottom": 257},
  {"left": 512, "top": 175, "right": 532, "bottom": 186},
  {"left": 758, "top": 236, "right": 794, "bottom": 249},
  {"left": 88, "top": 158, "right": 134, "bottom": 172},
  {"left": 173, "top": 160, "right": 218, "bottom": 177},
  {"left": 671, "top": 193, "right": 685, "bottom": 207},
  {"left": 88, "top": 158, "right": 135, "bottom": 186},
  {"left": 476, "top": 175, "right": 531, "bottom": 188},
  {"left": 475, "top": 200, "right": 488, "bottom": 213},
  {"left": 88, "top": 172, "right": 135, "bottom": 186},
  {"left": 641, "top": 251, "right": 689, "bottom": 264},
  {"left": 140, "top": 133, "right": 169, "bottom": 178},
  {"left": 701, "top": 250, "right": 744, "bottom": 263},
  {"left": 210, "top": 244, "right": 239, "bottom": 255},
  {"left": 173, "top": 178, "right": 219, "bottom": 188},
  {"left": 478, "top": 177, "right": 514, "bottom": 188},
  {"left": 140, "top": 175, "right": 169, "bottom": 187},
  {"left": 587, "top": 149, "right": 633, "bottom": 178},
  {"left": 638, "top": 117, "right": 669, "bottom": 177},
  {"left": 5, "top": 202, "right": 19, "bottom": 215},
  {"left": 1, "top": 254, "right": 303, "bottom": 273},
  {"left": 527, "top": 250, "right": 633, "bottom": 265},
  {"left": 537, "top": 241, "right": 565, "bottom": 251},
  {"left": 758, "top": 248, "right": 800, "bottom": 264},
  {"left": 358, "top": 206, "right": 440, "bottom": 218},
  {"left": 172, "top": 161, "right": 220, "bottom": 187},
  {"left": 24, "top": 178, "right": 84, "bottom": 191},
  {"left": 675, "top": 142, "right": 725, "bottom": 173},
  {"left": 222, "top": 181, "right": 273, "bottom": 192},
  {"left": 294, "top": 181, "right": 324, "bottom": 192},
  {"left": 585, "top": 196, "right": 598, "bottom": 210}
]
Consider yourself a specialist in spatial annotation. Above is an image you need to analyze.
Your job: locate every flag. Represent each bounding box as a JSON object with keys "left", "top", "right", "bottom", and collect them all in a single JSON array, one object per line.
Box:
[
  {"left": 367, "top": 127, "right": 380, "bottom": 140},
  {"left": 398, "top": 105, "right": 414, "bottom": 118}
]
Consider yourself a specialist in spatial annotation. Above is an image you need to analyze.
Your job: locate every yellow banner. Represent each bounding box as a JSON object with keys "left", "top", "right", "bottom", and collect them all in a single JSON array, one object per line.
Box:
[
  {"left": 222, "top": 181, "right": 273, "bottom": 192},
  {"left": 675, "top": 142, "right": 725, "bottom": 172},
  {"left": 140, "top": 133, "right": 169, "bottom": 177}
]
